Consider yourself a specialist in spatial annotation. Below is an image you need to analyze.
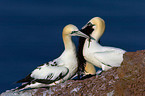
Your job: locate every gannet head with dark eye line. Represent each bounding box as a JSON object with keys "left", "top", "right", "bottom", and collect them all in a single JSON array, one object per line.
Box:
[
  {"left": 87, "top": 22, "right": 95, "bottom": 27},
  {"left": 63, "top": 24, "right": 89, "bottom": 39},
  {"left": 81, "top": 22, "right": 95, "bottom": 34}
]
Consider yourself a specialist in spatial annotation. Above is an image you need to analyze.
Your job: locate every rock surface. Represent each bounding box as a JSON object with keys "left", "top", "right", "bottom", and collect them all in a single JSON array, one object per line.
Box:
[{"left": 1, "top": 50, "right": 145, "bottom": 96}]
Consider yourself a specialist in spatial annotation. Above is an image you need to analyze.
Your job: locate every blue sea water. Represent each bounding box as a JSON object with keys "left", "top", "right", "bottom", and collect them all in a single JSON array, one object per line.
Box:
[{"left": 0, "top": 0, "right": 145, "bottom": 93}]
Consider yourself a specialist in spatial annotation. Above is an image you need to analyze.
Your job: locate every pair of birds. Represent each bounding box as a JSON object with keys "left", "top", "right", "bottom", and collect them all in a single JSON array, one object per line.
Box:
[{"left": 16, "top": 17, "right": 126, "bottom": 90}]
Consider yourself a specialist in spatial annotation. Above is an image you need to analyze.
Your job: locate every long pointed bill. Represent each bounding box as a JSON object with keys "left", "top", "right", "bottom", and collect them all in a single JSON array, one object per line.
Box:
[
  {"left": 81, "top": 24, "right": 87, "bottom": 30},
  {"left": 70, "top": 31, "right": 89, "bottom": 39}
]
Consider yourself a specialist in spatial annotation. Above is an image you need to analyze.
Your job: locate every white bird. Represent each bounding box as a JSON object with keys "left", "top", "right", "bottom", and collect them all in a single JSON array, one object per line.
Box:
[
  {"left": 16, "top": 24, "right": 89, "bottom": 90},
  {"left": 82, "top": 17, "right": 126, "bottom": 71}
]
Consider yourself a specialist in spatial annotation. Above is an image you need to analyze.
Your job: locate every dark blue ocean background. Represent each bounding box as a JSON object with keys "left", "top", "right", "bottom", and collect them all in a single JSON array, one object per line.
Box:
[{"left": 0, "top": 0, "right": 145, "bottom": 93}]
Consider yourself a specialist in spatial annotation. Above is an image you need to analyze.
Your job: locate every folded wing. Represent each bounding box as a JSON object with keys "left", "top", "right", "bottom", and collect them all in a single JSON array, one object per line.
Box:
[
  {"left": 17, "top": 64, "right": 69, "bottom": 85},
  {"left": 94, "top": 49, "right": 125, "bottom": 67}
]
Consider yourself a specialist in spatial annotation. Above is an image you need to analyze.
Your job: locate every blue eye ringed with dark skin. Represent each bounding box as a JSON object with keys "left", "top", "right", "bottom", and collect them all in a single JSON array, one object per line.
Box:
[
  {"left": 87, "top": 22, "right": 95, "bottom": 26},
  {"left": 71, "top": 31, "right": 78, "bottom": 34}
]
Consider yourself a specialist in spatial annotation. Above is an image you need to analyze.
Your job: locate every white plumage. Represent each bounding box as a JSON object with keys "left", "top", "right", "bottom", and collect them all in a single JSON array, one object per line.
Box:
[
  {"left": 82, "top": 17, "right": 126, "bottom": 71},
  {"left": 31, "top": 64, "right": 68, "bottom": 80},
  {"left": 16, "top": 24, "right": 89, "bottom": 90}
]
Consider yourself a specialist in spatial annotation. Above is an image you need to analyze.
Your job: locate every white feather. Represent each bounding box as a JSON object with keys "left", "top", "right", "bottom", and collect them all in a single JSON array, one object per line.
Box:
[
  {"left": 83, "top": 17, "right": 126, "bottom": 71},
  {"left": 31, "top": 64, "right": 68, "bottom": 80},
  {"left": 17, "top": 24, "right": 89, "bottom": 89}
]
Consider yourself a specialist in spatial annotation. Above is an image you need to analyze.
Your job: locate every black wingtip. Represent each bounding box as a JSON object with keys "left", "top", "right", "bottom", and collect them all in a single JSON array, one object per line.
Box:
[
  {"left": 12, "top": 82, "right": 30, "bottom": 91},
  {"left": 17, "top": 83, "right": 29, "bottom": 90},
  {"left": 80, "top": 74, "right": 96, "bottom": 80},
  {"left": 16, "top": 74, "right": 33, "bottom": 83}
]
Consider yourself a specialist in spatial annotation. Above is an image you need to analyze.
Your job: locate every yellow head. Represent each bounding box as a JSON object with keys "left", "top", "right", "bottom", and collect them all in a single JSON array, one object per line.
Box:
[
  {"left": 88, "top": 17, "right": 105, "bottom": 40},
  {"left": 63, "top": 24, "right": 78, "bottom": 35},
  {"left": 63, "top": 24, "right": 89, "bottom": 38},
  {"left": 89, "top": 17, "right": 105, "bottom": 31}
]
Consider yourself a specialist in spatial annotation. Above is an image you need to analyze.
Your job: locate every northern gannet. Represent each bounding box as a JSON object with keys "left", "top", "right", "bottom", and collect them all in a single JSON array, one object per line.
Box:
[
  {"left": 82, "top": 17, "right": 126, "bottom": 71},
  {"left": 16, "top": 24, "right": 89, "bottom": 90}
]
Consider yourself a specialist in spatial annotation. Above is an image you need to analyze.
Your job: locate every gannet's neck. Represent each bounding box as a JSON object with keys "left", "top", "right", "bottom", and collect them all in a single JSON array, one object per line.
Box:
[
  {"left": 63, "top": 34, "right": 75, "bottom": 51},
  {"left": 90, "top": 17, "right": 105, "bottom": 41}
]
